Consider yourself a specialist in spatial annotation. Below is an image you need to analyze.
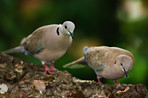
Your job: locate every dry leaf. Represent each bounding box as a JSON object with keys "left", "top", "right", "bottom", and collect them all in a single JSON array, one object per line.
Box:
[
  {"left": 32, "top": 80, "right": 46, "bottom": 93},
  {"left": 116, "top": 86, "right": 130, "bottom": 94}
]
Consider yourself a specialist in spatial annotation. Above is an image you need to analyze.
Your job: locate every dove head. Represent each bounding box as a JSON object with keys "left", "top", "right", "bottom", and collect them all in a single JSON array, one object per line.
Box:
[
  {"left": 61, "top": 21, "right": 75, "bottom": 39},
  {"left": 115, "top": 55, "right": 133, "bottom": 78}
]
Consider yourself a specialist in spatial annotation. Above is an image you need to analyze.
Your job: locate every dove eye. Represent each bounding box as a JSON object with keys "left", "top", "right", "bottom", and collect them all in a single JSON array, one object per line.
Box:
[
  {"left": 120, "top": 63, "right": 123, "bottom": 66},
  {"left": 114, "top": 61, "right": 116, "bottom": 64},
  {"left": 65, "top": 26, "right": 67, "bottom": 29}
]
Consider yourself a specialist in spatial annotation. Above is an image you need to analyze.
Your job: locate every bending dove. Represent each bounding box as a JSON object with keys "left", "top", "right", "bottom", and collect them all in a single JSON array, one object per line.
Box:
[{"left": 64, "top": 46, "right": 134, "bottom": 85}]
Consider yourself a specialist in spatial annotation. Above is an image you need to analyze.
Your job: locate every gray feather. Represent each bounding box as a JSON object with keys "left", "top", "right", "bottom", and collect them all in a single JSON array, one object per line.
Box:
[
  {"left": 4, "top": 46, "right": 25, "bottom": 54},
  {"left": 91, "top": 64, "right": 105, "bottom": 71},
  {"left": 63, "top": 57, "right": 87, "bottom": 68},
  {"left": 83, "top": 46, "right": 89, "bottom": 61},
  {"left": 20, "top": 38, "right": 26, "bottom": 45}
]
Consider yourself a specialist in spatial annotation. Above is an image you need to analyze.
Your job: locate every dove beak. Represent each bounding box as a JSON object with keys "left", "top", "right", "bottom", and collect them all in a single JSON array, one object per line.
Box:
[
  {"left": 125, "top": 70, "right": 128, "bottom": 78},
  {"left": 68, "top": 30, "right": 73, "bottom": 39},
  {"left": 123, "top": 68, "right": 128, "bottom": 78}
]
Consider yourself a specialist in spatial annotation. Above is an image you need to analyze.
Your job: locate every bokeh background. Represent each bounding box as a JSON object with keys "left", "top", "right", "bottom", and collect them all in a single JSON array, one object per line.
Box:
[{"left": 0, "top": 0, "right": 148, "bottom": 95}]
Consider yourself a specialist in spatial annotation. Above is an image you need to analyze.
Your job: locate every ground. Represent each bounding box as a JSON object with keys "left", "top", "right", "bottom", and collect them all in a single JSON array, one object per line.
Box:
[{"left": 0, "top": 53, "right": 147, "bottom": 98}]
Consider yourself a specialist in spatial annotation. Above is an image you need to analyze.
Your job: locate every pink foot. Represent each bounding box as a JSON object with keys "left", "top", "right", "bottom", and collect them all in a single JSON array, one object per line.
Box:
[
  {"left": 113, "top": 80, "right": 120, "bottom": 86},
  {"left": 50, "top": 62, "right": 56, "bottom": 71},
  {"left": 43, "top": 63, "right": 52, "bottom": 74},
  {"left": 98, "top": 77, "right": 102, "bottom": 85}
]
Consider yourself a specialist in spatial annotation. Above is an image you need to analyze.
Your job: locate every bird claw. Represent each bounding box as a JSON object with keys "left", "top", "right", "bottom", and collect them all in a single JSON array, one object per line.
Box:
[
  {"left": 44, "top": 67, "right": 57, "bottom": 74},
  {"left": 113, "top": 80, "right": 120, "bottom": 86},
  {"left": 44, "top": 68, "right": 52, "bottom": 74},
  {"left": 50, "top": 67, "right": 57, "bottom": 71},
  {"left": 98, "top": 81, "right": 102, "bottom": 85},
  {"left": 115, "top": 83, "right": 120, "bottom": 86},
  {"left": 43, "top": 62, "right": 56, "bottom": 74}
]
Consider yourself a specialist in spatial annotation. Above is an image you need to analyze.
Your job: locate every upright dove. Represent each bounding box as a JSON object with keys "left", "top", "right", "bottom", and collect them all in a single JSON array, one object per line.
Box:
[
  {"left": 4, "top": 21, "right": 75, "bottom": 74},
  {"left": 64, "top": 46, "right": 134, "bottom": 85}
]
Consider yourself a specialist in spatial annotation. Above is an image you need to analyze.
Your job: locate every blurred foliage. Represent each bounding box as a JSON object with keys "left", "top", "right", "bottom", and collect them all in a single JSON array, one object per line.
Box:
[{"left": 0, "top": 0, "right": 148, "bottom": 92}]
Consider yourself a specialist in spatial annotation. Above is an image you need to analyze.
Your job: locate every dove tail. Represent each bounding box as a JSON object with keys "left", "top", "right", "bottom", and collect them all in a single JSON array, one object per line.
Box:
[
  {"left": 4, "top": 46, "right": 25, "bottom": 54},
  {"left": 63, "top": 57, "right": 87, "bottom": 68}
]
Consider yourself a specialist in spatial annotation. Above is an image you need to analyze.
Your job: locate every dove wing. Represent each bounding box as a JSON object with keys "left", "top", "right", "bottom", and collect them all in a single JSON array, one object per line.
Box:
[
  {"left": 85, "top": 47, "right": 109, "bottom": 71},
  {"left": 22, "top": 26, "right": 48, "bottom": 55}
]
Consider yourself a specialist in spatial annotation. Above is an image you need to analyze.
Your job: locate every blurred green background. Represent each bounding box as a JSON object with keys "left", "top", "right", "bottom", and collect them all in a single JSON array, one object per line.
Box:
[{"left": 0, "top": 0, "right": 148, "bottom": 93}]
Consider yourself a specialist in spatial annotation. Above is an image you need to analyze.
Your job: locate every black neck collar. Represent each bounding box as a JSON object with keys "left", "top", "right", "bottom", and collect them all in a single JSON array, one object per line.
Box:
[{"left": 56, "top": 27, "right": 60, "bottom": 36}]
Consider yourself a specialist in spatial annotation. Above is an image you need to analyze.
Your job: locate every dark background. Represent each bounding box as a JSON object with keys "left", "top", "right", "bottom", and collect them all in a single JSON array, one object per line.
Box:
[{"left": 0, "top": 0, "right": 147, "bottom": 95}]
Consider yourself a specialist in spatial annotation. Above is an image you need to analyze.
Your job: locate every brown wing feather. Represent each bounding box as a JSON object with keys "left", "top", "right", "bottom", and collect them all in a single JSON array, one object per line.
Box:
[
  {"left": 86, "top": 47, "right": 109, "bottom": 68},
  {"left": 22, "top": 26, "right": 46, "bottom": 54}
]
